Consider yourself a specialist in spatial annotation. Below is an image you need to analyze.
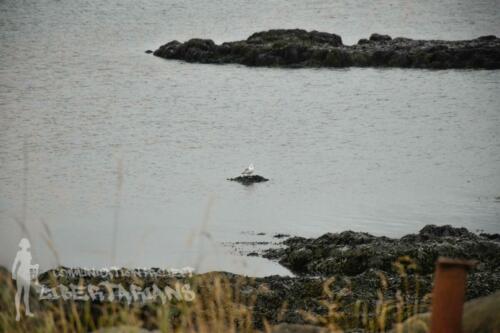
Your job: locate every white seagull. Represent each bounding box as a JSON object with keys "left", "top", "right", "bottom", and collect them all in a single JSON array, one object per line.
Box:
[{"left": 241, "top": 163, "right": 255, "bottom": 176}]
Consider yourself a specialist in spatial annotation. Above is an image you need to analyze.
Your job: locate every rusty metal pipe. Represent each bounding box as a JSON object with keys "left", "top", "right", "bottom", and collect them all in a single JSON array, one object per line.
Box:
[{"left": 430, "top": 257, "right": 477, "bottom": 333}]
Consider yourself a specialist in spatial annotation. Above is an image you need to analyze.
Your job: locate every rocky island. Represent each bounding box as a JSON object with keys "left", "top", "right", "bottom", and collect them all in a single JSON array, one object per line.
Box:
[{"left": 153, "top": 29, "right": 500, "bottom": 69}]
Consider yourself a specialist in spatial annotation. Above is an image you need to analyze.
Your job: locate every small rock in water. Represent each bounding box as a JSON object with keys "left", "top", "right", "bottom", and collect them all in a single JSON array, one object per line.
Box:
[
  {"left": 145, "top": 50, "right": 153, "bottom": 54},
  {"left": 227, "top": 175, "right": 269, "bottom": 185}
]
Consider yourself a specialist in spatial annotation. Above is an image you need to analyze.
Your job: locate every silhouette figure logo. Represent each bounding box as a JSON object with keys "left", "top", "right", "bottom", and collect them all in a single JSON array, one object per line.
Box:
[{"left": 12, "top": 238, "right": 38, "bottom": 321}]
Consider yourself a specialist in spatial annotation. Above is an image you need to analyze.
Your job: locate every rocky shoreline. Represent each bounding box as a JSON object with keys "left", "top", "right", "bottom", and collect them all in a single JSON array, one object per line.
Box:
[
  {"left": 153, "top": 29, "right": 500, "bottom": 69},
  {"left": 17, "top": 225, "right": 497, "bottom": 332},
  {"left": 262, "top": 224, "right": 499, "bottom": 278},
  {"left": 249, "top": 224, "right": 499, "bottom": 327}
]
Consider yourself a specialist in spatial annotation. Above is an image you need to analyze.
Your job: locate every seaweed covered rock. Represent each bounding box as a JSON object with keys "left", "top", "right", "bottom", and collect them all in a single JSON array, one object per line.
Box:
[
  {"left": 263, "top": 224, "right": 500, "bottom": 277},
  {"left": 153, "top": 29, "right": 500, "bottom": 69}
]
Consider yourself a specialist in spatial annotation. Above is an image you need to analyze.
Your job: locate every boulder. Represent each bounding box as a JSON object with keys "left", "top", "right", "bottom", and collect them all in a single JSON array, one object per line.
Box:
[
  {"left": 369, "top": 33, "right": 392, "bottom": 42},
  {"left": 391, "top": 290, "right": 500, "bottom": 333}
]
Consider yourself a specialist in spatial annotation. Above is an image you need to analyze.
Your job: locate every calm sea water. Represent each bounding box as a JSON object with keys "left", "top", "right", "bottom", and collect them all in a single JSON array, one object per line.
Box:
[{"left": 1, "top": 0, "right": 499, "bottom": 276}]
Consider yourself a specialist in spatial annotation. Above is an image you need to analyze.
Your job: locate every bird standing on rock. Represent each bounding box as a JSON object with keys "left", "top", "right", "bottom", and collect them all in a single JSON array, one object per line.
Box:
[{"left": 241, "top": 163, "right": 254, "bottom": 176}]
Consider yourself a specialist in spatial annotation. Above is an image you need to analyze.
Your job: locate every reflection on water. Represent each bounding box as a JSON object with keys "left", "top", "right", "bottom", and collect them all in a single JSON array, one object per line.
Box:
[{"left": 0, "top": 0, "right": 499, "bottom": 275}]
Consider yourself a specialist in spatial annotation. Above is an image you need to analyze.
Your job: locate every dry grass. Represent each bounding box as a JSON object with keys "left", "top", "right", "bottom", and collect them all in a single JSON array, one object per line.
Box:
[
  {"left": 0, "top": 258, "right": 431, "bottom": 333},
  {"left": 0, "top": 270, "right": 258, "bottom": 333}
]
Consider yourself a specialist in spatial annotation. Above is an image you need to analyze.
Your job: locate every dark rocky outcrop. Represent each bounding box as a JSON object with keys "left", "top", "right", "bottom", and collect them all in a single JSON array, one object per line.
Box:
[
  {"left": 262, "top": 224, "right": 500, "bottom": 279},
  {"left": 153, "top": 29, "right": 500, "bottom": 69},
  {"left": 228, "top": 175, "right": 269, "bottom": 185},
  {"left": 253, "top": 224, "right": 500, "bottom": 328}
]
